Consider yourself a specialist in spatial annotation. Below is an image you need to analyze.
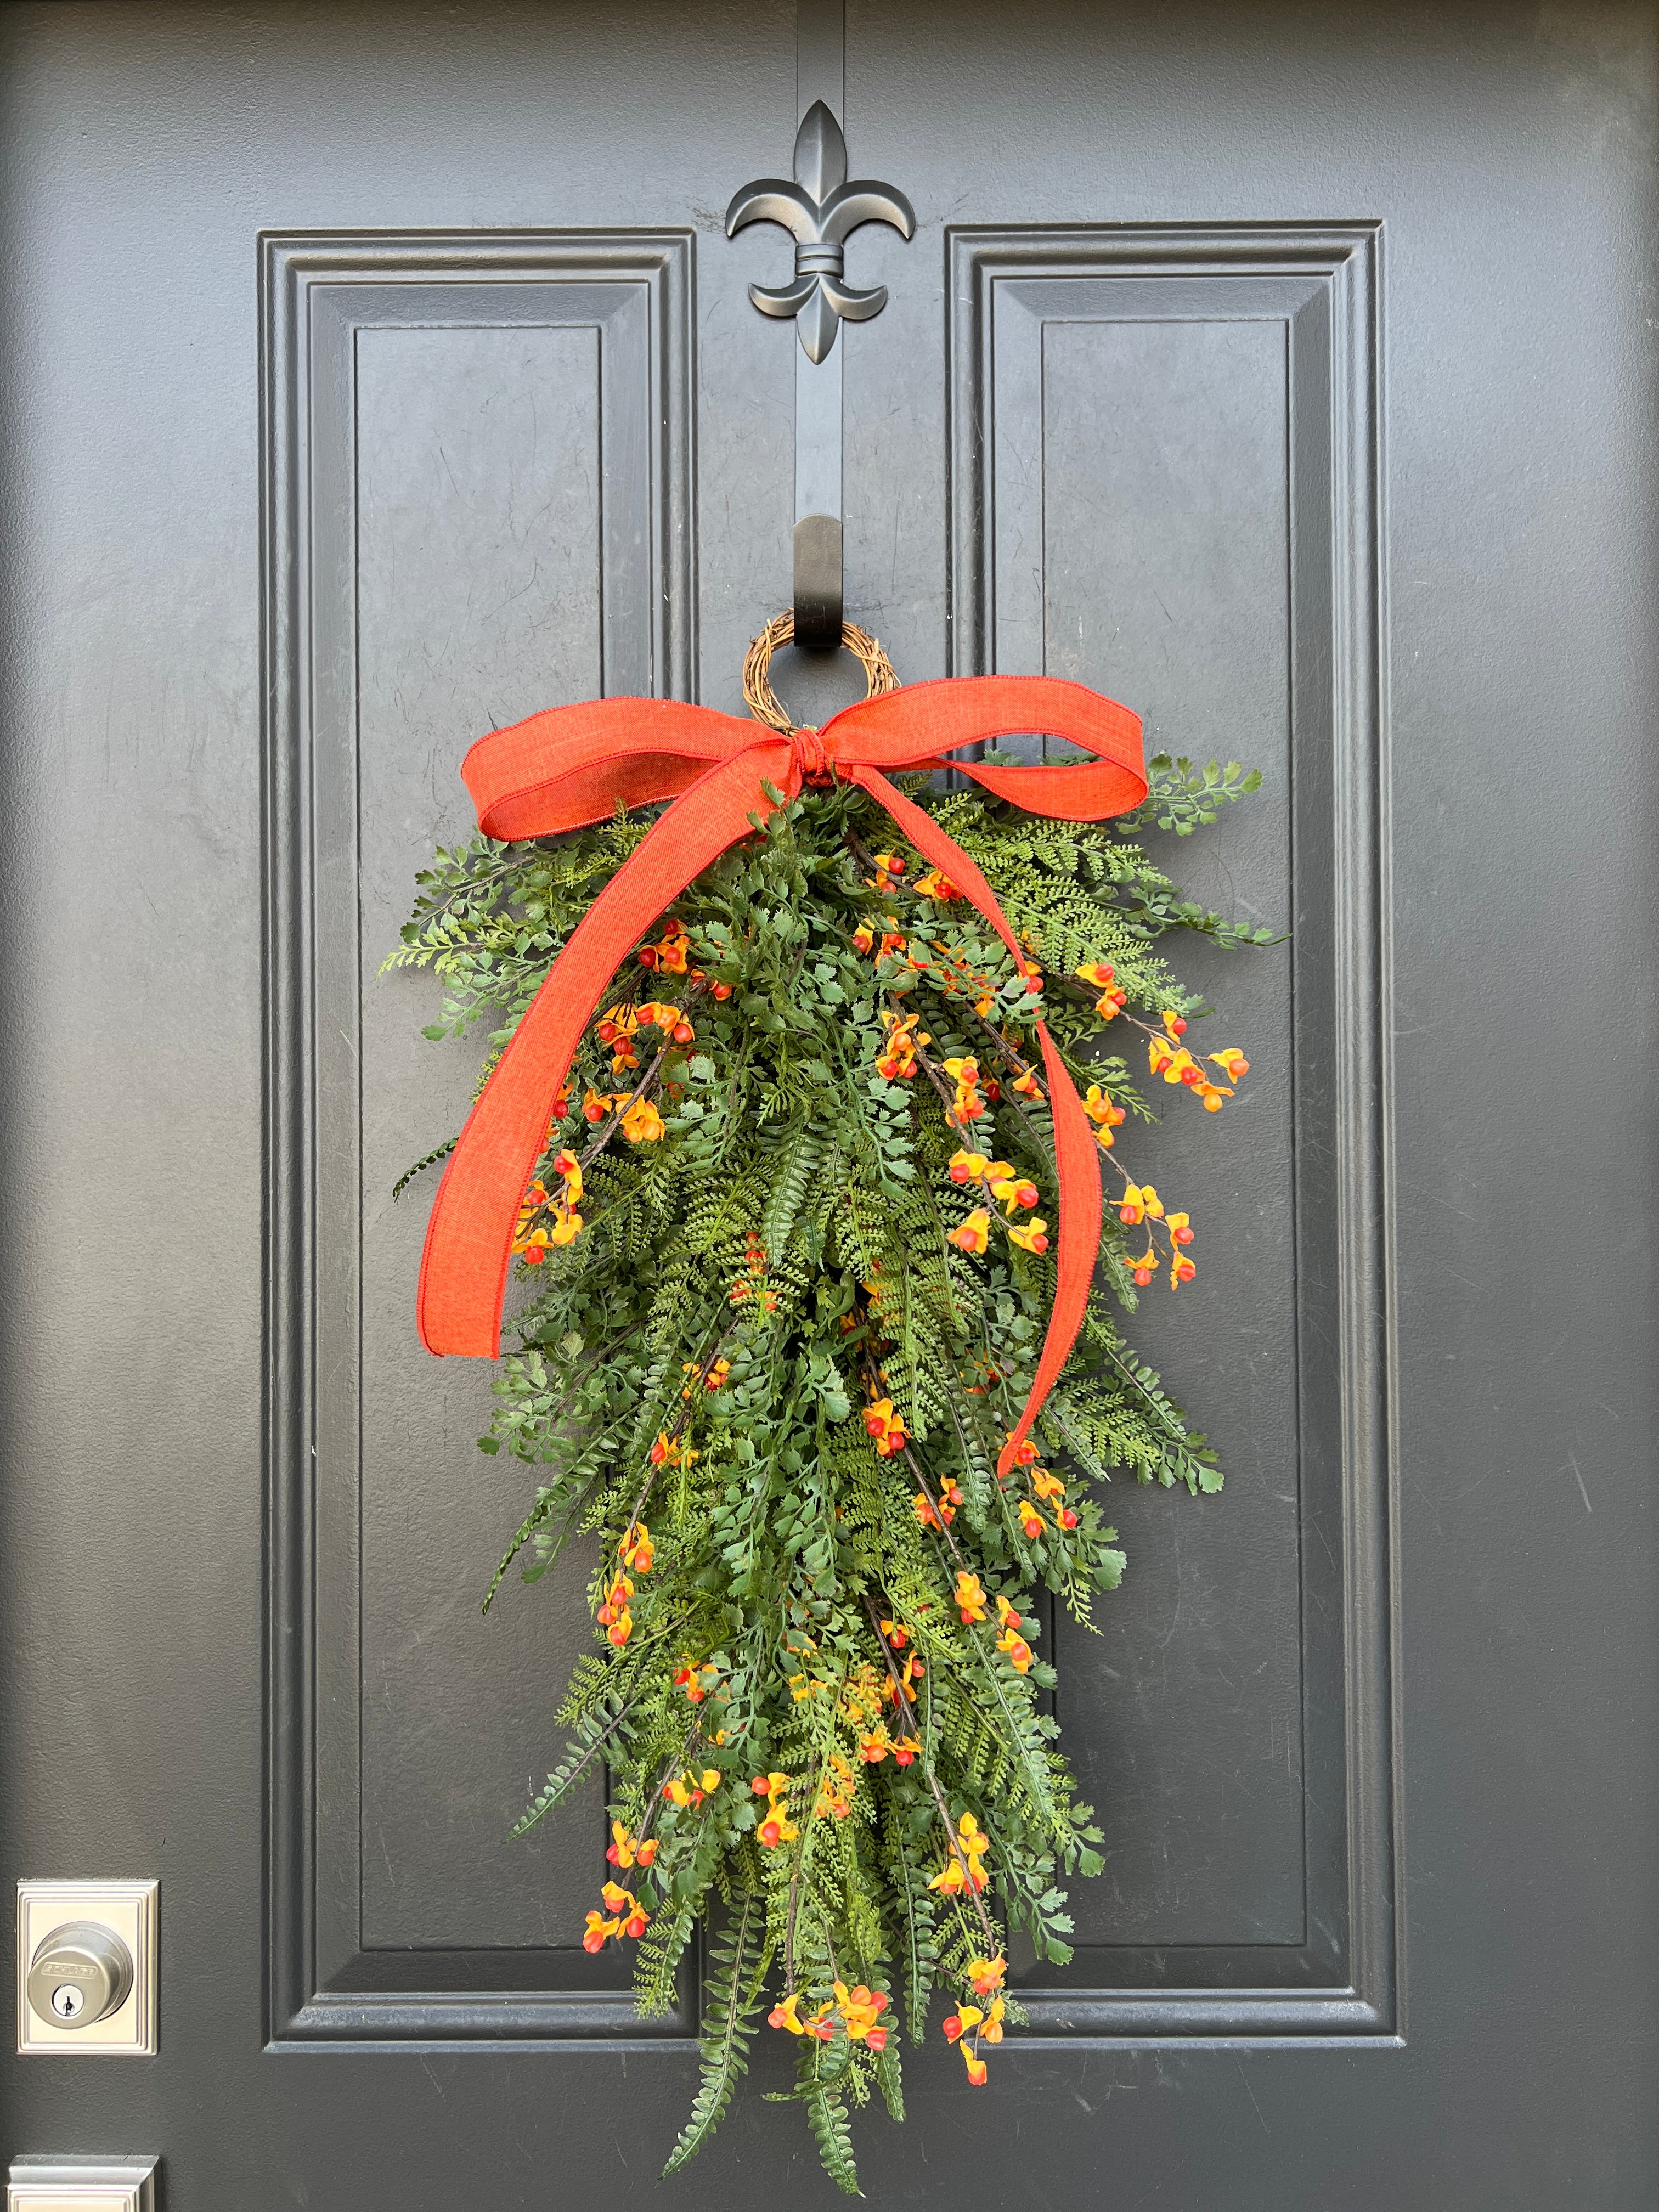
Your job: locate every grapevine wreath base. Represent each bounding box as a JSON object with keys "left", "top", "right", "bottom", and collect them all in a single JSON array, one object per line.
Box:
[{"left": 393, "top": 619, "right": 1272, "bottom": 2191}]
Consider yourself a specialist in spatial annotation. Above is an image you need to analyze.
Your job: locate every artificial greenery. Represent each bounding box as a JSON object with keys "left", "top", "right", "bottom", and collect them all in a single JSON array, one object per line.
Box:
[{"left": 391, "top": 748, "right": 1269, "bottom": 2191}]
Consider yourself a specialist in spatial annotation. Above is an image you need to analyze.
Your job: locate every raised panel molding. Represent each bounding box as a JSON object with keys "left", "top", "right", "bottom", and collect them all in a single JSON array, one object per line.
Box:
[
  {"left": 949, "top": 227, "right": 1399, "bottom": 2044},
  {"left": 262, "top": 232, "right": 695, "bottom": 2045}
]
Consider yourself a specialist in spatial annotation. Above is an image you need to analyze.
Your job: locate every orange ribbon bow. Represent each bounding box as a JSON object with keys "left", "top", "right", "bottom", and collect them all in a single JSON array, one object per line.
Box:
[{"left": 416, "top": 674, "right": 1147, "bottom": 1476}]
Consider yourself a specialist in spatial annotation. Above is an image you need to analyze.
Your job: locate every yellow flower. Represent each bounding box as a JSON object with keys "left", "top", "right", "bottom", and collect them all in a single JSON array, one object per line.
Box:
[
  {"left": 617, "top": 1520, "right": 653, "bottom": 1573},
  {"left": 607, "top": 1819, "right": 638, "bottom": 1868},
  {"left": 863, "top": 1397, "right": 910, "bottom": 1457},
  {"left": 990, "top": 1173, "right": 1040, "bottom": 1215},
  {"left": 948, "top": 1207, "right": 992, "bottom": 1255},
  {"left": 953, "top": 1571, "right": 988, "bottom": 1624},
  {"left": 915, "top": 867, "right": 961, "bottom": 900},
  {"left": 1209, "top": 1048, "right": 1249, "bottom": 1081},
  {"left": 599, "top": 1881, "right": 649, "bottom": 1937},
  {"left": 834, "top": 1982, "right": 890, "bottom": 2047},
  {"left": 620, "top": 1096, "right": 666, "bottom": 1142},
  {"left": 1082, "top": 1082, "right": 1122, "bottom": 1127},
  {"left": 1007, "top": 1216, "right": 1049, "bottom": 1254},
  {"left": 583, "top": 1910, "right": 620, "bottom": 1952}
]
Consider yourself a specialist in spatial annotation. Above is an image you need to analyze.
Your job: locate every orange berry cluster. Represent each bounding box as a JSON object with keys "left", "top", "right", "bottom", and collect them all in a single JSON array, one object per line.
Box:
[
  {"left": 770, "top": 1981, "right": 890, "bottom": 2049},
  {"left": 851, "top": 918, "right": 908, "bottom": 960},
  {"left": 680, "top": 1356, "right": 731, "bottom": 1398},
  {"left": 1148, "top": 1009, "right": 1246, "bottom": 1111},
  {"left": 814, "top": 1752, "right": 857, "bottom": 1820},
  {"left": 946, "top": 1148, "right": 1049, "bottom": 1258},
  {"left": 597, "top": 1571, "right": 635, "bottom": 1647},
  {"left": 912, "top": 1479, "right": 962, "bottom": 1530},
  {"left": 511, "top": 1148, "right": 585, "bottom": 1264},
  {"left": 995, "top": 1595, "right": 1034, "bottom": 1673},
  {"left": 1118, "top": 1181, "right": 1197, "bottom": 1289},
  {"left": 943, "top": 1054, "right": 985, "bottom": 1128},
  {"left": 648, "top": 1430, "right": 697, "bottom": 1470},
  {"left": 634, "top": 921, "right": 734, "bottom": 996},
  {"left": 666, "top": 1767, "right": 721, "bottom": 1811},
  {"left": 751, "top": 1770, "right": 799, "bottom": 1848},
  {"left": 672, "top": 1657, "right": 720, "bottom": 1704},
  {"left": 1082, "top": 1082, "right": 1127, "bottom": 1150},
  {"left": 1075, "top": 959, "right": 1128, "bottom": 1019},
  {"left": 954, "top": 1570, "right": 989, "bottom": 1624},
  {"left": 606, "top": 1819, "right": 658, "bottom": 1872},
  {"left": 583, "top": 1879, "right": 650, "bottom": 1951},
  {"left": 913, "top": 867, "right": 961, "bottom": 901},
  {"left": 943, "top": 1955, "right": 1007, "bottom": 2085},
  {"left": 863, "top": 1396, "right": 909, "bottom": 1458},
  {"left": 876, "top": 1007, "right": 927, "bottom": 1080},
  {"left": 727, "top": 1229, "right": 778, "bottom": 1311},
  {"left": 928, "top": 1811, "right": 990, "bottom": 1897},
  {"left": 1001, "top": 1435, "right": 1079, "bottom": 1539}
]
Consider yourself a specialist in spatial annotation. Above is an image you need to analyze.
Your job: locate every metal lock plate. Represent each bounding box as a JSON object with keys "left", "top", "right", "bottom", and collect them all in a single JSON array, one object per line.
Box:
[
  {"left": 8, "top": 2159, "right": 157, "bottom": 2212},
  {"left": 15, "top": 1882, "right": 157, "bottom": 2056}
]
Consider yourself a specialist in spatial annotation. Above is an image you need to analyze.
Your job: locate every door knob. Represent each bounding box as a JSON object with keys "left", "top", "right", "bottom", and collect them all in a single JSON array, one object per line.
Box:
[{"left": 26, "top": 1921, "right": 134, "bottom": 2030}]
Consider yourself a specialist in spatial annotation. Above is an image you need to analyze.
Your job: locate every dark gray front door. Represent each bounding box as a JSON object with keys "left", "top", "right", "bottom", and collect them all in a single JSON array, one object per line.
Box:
[{"left": 2, "top": 3, "right": 1653, "bottom": 2204}]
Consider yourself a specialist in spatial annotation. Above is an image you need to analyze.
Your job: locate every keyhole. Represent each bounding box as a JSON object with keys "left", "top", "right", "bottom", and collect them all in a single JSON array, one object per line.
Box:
[{"left": 50, "top": 1984, "right": 84, "bottom": 2019}]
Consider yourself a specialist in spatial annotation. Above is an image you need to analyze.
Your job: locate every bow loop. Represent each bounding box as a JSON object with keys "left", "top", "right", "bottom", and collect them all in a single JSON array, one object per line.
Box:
[{"left": 417, "top": 674, "right": 1148, "bottom": 1479}]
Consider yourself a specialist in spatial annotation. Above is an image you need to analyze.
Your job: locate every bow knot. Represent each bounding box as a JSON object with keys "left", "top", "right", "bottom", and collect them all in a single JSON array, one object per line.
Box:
[
  {"left": 417, "top": 674, "right": 1148, "bottom": 1477},
  {"left": 790, "top": 724, "right": 835, "bottom": 786}
]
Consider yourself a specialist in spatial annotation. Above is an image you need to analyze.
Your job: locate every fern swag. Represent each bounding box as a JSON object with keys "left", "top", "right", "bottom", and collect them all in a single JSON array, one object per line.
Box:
[{"left": 393, "top": 750, "right": 1270, "bottom": 2191}]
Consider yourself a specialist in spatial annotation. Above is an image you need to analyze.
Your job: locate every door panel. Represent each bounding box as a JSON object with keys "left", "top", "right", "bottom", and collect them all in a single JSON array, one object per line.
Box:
[
  {"left": 2, "top": 3, "right": 1654, "bottom": 2206},
  {"left": 952, "top": 238, "right": 1380, "bottom": 2011},
  {"left": 270, "top": 234, "right": 696, "bottom": 2033}
]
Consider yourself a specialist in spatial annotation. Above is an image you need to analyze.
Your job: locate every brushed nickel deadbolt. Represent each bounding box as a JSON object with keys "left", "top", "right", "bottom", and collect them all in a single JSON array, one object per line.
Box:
[
  {"left": 15, "top": 1881, "right": 157, "bottom": 2056},
  {"left": 26, "top": 1921, "right": 133, "bottom": 2030}
]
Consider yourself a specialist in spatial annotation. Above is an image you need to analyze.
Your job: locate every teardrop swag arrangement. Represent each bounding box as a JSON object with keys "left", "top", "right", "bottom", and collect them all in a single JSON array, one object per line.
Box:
[{"left": 391, "top": 624, "right": 1274, "bottom": 2192}]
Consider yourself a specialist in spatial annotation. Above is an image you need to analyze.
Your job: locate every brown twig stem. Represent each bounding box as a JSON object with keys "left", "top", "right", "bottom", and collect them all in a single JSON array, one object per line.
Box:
[{"left": 861, "top": 1594, "right": 1000, "bottom": 1953}]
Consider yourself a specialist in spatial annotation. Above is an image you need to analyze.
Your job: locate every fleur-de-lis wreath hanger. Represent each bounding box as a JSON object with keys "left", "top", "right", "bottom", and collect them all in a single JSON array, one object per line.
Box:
[{"left": 726, "top": 100, "right": 916, "bottom": 362}]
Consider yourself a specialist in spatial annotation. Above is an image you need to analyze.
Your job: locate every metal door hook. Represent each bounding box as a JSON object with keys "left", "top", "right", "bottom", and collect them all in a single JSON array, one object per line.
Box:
[
  {"left": 793, "top": 515, "right": 844, "bottom": 650},
  {"left": 727, "top": 15, "right": 913, "bottom": 652}
]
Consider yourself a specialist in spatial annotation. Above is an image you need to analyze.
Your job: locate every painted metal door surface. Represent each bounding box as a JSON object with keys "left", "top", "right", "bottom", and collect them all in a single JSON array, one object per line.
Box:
[{"left": 2, "top": 2, "right": 1654, "bottom": 2204}]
